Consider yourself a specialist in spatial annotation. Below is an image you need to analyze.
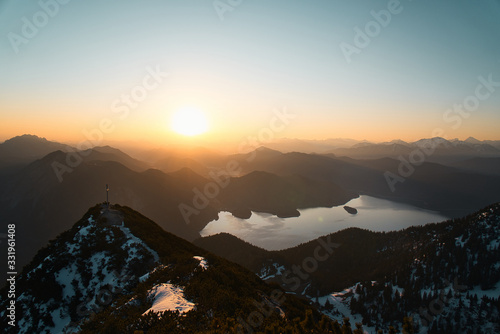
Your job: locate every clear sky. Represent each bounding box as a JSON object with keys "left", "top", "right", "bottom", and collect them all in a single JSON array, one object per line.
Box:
[{"left": 1, "top": 0, "right": 499, "bottom": 148}]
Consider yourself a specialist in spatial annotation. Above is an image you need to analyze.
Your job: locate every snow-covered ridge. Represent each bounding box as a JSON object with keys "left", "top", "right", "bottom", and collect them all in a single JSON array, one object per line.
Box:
[{"left": 4, "top": 213, "right": 160, "bottom": 334}]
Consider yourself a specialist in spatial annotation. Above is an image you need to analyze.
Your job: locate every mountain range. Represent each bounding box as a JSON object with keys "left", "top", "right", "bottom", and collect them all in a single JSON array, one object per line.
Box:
[
  {"left": 244, "top": 137, "right": 500, "bottom": 159},
  {"left": 1, "top": 134, "right": 500, "bottom": 276},
  {"left": 1, "top": 134, "right": 499, "bottom": 333},
  {"left": 329, "top": 137, "right": 500, "bottom": 164}
]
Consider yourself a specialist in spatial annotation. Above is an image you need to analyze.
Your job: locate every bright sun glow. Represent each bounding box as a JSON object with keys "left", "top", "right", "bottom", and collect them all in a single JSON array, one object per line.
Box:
[{"left": 171, "top": 107, "right": 209, "bottom": 136}]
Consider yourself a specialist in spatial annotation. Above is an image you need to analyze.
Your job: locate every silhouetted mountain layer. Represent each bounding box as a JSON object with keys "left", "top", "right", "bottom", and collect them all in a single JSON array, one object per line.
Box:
[
  {"left": 447, "top": 157, "right": 500, "bottom": 176},
  {"left": 0, "top": 148, "right": 357, "bottom": 274},
  {"left": 0, "top": 135, "right": 70, "bottom": 172},
  {"left": 80, "top": 146, "right": 151, "bottom": 172},
  {"left": 329, "top": 137, "right": 500, "bottom": 163},
  {"left": 0, "top": 151, "right": 219, "bottom": 273},
  {"left": 3, "top": 134, "right": 499, "bottom": 220},
  {"left": 219, "top": 171, "right": 357, "bottom": 218},
  {"left": 213, "top": 149, "right": 500, "bottom": 217},
  {"left": 2, "top": 134, "right": 500, "bottom": 275}
]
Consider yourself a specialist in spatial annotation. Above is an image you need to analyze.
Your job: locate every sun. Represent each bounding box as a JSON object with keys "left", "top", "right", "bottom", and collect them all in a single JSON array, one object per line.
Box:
[{"left": 171, "top": 107, "right": 209, "bottom": 136}]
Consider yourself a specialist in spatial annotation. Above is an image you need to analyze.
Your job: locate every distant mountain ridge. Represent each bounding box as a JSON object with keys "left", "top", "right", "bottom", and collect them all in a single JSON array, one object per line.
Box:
[
  {"left": 218, "top": 171, "right": 357, "bottom": 219},
  {"left": 448, "top": 156, "right": 500, "bottom": 176},
  {"left": 0, "top": 144, "right": 355, "bottom": 274},
  {"left": 80, "top": 145, "right": 151, "bottom": 172},
  {"left": 230, "top": 136, "right": 500, "bottom": 156},
  {"left": 0, "top": 135, "right": 70, "bottom": 172},
  {"left": 329, "top": 137, "right": 500, "bottom": 163}
]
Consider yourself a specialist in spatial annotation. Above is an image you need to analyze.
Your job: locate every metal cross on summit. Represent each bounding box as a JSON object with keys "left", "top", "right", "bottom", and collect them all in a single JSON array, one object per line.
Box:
[{"left": 106, "top": 184, "right": 109, "bottom": 208}]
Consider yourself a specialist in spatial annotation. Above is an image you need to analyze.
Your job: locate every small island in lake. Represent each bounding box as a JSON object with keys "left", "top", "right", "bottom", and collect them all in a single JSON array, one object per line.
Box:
[{"left": 343, "top": 206, "right": 358, "bottom": 214}]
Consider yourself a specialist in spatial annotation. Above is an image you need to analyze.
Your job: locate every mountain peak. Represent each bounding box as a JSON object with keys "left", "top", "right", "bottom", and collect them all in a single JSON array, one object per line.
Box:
[
  {"left": 254, "top": 146, "right": 282, "bottom": 154},
  {"left": 465, "top": 136, "right": 482, "bottom": 144},
  {"left": 5, "top": 134, "right": 48, "bottom": 142},
  {"left": 0, "top": 134, "right": 69, "bottom": 165},
  {"left": 412, "top": 137, "right": 450, "bottom": 146},
  {"left": 2, "top": 134, "right": 52, "bottom": 146},
  {"left": 389, "top": 139, "right": 409, "bottom": 145}
]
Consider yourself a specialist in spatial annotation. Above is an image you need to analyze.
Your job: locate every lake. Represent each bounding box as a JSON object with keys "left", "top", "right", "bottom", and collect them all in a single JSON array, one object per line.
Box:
[{"left": 200, "top": 195, "right": 449, "bottom": 250}]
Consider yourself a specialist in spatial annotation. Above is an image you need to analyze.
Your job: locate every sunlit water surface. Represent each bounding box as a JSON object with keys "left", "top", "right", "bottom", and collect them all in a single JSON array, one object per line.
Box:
[{"left": 200, "top": 196, "right": 449, "bottom": 250}]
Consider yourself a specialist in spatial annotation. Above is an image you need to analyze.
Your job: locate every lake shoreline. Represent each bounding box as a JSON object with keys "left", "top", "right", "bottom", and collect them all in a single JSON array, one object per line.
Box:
[{"left": 201, "top": 195, "right": 449, "bottom": 251}]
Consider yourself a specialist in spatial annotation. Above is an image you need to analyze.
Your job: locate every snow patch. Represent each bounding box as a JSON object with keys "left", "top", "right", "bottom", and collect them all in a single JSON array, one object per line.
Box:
[
  {"left": 143, "top": 283, "right": 195, "bottom": 315},
  {"left": 468, "top": 283, "right": 500, "bottom": 299},
  {"left": 55, "top": 263, "right": 78, "bottom": 299},
  {"left": 51, "top": 308, "right": 71, "bottom": 334},
  {"left": 193, "top": 256, "right": 208, "bottom": 270},
  {"left": 318, "top": 283, "right": 377, "bottom": 334},
  {"left": 259, "top": 262, "right": 285, "bottom": 280}
]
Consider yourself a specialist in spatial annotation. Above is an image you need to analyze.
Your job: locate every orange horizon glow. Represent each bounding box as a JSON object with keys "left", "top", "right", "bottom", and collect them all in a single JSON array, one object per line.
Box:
[
  {"left": 2, "top": 121, "right": 500, "bottom": 149},
  {"left": 2, "top": 101, "right": 500, "bottom": 149}
]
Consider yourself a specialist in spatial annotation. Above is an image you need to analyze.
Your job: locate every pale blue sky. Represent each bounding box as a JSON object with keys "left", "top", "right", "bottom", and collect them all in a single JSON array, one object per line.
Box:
[{"left": 1, "top": 0, "right": 499, "bottom": 144}]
